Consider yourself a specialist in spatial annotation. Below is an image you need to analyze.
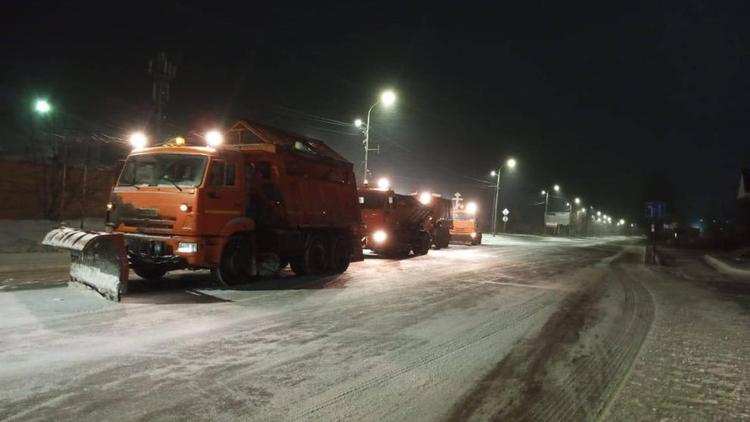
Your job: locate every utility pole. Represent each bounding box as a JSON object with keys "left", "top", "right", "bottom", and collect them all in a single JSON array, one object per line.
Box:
[
  {"left": 492, "top": 169, "right": 501, "bottom": 235},
  {"left": 148, "top": 52, "right": 177, "bottom": 141}
]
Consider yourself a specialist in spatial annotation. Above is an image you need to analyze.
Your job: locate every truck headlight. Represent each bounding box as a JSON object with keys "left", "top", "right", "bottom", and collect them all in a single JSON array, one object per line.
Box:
[
  {"left": 177, "top": 242, "right": 198, "bottom": 253},
  {"left": 470, "top": 232, "right": 477, "bottom": 238},
  {"left": 179, "top": 203, "right": 190, "bottom": 212},
  {"left": 372, "top": 230, "right": 388, "bottom": 244}
]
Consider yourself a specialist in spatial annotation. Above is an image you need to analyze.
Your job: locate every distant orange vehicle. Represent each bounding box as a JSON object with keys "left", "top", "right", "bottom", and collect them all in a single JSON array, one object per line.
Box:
[
  {"left": 450, "top": 199, "right": 482, "bottom": 245},
  {"left": 43, "top": 120, "right": 363, "bottom": 300}
]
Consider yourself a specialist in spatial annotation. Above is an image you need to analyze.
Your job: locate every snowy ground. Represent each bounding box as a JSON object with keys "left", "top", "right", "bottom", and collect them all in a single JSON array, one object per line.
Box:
[{"left": 0, "top": 236, "right": 748, "bottom": 421}]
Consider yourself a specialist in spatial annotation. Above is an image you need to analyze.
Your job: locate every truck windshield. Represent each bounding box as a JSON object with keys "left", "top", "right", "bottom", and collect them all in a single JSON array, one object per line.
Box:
[
  {"left": 358, "top": 191, "right": 388, "bottom": 209},
  {"left": 118, "top": 154, "right": 208, "bottom": 188}
]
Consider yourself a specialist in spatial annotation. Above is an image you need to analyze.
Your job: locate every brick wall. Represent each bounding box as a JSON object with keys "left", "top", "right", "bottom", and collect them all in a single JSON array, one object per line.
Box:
[{"left": 0, "top": 160, "right": 117, "bottom": 219}]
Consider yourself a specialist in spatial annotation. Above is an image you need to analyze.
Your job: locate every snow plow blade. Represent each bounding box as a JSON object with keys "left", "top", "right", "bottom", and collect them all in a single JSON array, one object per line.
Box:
[{"left": 42, "top": 228, "right": 129, "bottom": 301}]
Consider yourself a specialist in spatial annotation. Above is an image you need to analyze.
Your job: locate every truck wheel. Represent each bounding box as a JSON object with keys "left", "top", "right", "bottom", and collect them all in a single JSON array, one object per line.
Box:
[
  {"left": 472, "top": 233, "right": 483, "bottom": 245},
  {"left": 435, "top": 230, "right": 450, "bottom": 249},
  {"left": 215, "top": 235, "right": 253, "bottom": 286},
  {"left": 133, "top": 266, "right": 167, "bottom": 281},
  {"left": 330, "top": 235, "right": 351, "bottom": 274},
  {"left": 412, "top": 233, "right": 431, "bottom": 256},
  {"left": 292, "top": 234, "right": 329, "bottom": 276}
]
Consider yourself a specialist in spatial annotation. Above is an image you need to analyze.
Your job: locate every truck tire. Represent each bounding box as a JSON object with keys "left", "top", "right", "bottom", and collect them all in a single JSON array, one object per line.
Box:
[
  {"left": 330, "top": 234, "right": 351, "bottom": 274},
  {"left": 435, "top": 228, "right": 450, "bottom": 249},
  {"left": 215, "top": 235, "right": 253, "bottom": 286},
  {"left": 412, "top": 232, "right": 431, "bottom": 256},
  {"left": 292, "top": 234, "right": 329, "bottom": 276},
  {"left": 132, "top": 266, "right": 167, "bottom": 281},
  {"left": 471, "top": 233, "right": 483, "bottom": 245}
]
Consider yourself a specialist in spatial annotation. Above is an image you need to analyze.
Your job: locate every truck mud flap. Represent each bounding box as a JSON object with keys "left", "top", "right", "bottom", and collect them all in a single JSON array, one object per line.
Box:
[{"left": 42, "top": 228, "right": 129, "bottom": 301}]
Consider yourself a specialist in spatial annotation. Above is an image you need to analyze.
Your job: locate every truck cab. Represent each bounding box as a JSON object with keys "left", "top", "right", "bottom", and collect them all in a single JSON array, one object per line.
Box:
[
  {"left": 358, "top": 187, "right": 432, "bottom": 257},
  {"left": 108, "top": 145, "right": 253, "bottom": 279},
  {"left": 451, "top": 206, "right": 481, "bottom": 245}
]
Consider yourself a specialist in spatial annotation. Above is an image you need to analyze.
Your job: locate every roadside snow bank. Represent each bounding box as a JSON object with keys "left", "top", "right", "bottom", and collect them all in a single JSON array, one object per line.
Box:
[{"left": 704, "top": 254, "right": 750, "bottom": 278}]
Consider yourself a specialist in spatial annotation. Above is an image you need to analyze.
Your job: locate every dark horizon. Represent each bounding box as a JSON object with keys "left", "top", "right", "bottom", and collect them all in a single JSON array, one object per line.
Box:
[{"left": 2, "top": 1, "right": 749, "bottom": 225}]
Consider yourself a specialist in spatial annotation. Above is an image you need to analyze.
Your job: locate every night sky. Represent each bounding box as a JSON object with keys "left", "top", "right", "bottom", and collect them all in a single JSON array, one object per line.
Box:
[{"left": 2, "top": 1, "right": 749, "bottom": 225}]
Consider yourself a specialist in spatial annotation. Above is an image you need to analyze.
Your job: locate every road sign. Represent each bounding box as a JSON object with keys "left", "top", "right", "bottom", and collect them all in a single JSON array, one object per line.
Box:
[
  {"left": 502, "top": 216, "right": 509, "bottom": 222},
  {"left": 502, "top": 208, "right": 510, "bottom": 216}
]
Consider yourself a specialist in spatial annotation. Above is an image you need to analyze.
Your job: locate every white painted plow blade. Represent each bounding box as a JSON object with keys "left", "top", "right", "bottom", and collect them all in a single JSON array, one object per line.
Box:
[{"left": 42, "top": 228, "right": 129, "bottom": 301}]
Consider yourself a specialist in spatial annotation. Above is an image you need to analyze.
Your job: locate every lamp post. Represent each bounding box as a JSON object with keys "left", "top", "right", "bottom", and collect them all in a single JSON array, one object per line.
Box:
[
  {"left": 541, "top": 184, "right": 560, "bottom": 234},
  {"left": 355, "top": 90, "right": 396, "bottom": 184},
  {"left": 490, "top": 158, "right": 516, "bottom": 236}
]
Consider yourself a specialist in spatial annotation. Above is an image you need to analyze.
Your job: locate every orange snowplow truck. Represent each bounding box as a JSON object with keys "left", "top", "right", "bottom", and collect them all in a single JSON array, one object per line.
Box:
[
  {"left": 358, "top": 187, "right": 432, "bottom": 257},
  {"left": 42, "top": 120, "right": 363, "bottom": 300},
  {"left": 450, "top": 199, "right": 482, "bottom": 245}
]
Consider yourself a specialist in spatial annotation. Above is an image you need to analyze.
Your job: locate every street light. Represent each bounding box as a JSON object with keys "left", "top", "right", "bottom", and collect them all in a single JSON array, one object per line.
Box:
[
  {"left": 490, "top": 157, "right": 517, "bottom": 236},
  {"left": 574, "top": 197, "right": 581, "bottom": 205},
  {"left": 34, "top": 99, "right": 51, "bottom": 114},
  {"left": 542, "top": 184, "right": 561, "bottom": 222},
  {"left": 358, "top": 89, "right": 397, "bottom": 184}
]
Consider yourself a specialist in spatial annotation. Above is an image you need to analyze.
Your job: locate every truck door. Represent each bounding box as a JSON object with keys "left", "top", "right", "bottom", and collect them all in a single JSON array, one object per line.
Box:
[{"left": 201, "top": 158, "right": 242, "bottom": 235}]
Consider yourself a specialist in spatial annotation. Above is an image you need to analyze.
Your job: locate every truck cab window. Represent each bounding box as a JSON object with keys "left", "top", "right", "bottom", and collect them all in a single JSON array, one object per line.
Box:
[
  {"left": 209, "top": 160, "right": 236, "bottom": 186},
  {"left": 225, "top": 164, "right": 236, "bottom": 186},
  {"left": 209, "top": 161, "right": 225, "bottom": 186}
]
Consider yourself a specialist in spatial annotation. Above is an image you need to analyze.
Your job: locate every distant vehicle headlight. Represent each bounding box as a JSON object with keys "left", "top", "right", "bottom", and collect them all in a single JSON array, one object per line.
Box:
[
  {"left": 177, "top": 242, "right": 198, "bottom": 253},
  {"left": 372, "top": 230, "right": 388, "bottom": 244}
]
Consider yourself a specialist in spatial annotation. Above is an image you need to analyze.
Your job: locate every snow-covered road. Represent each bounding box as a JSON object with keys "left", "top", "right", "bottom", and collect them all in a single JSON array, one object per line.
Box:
[{"left": 1, "top": 236, "right": 747, "bottom": 421}]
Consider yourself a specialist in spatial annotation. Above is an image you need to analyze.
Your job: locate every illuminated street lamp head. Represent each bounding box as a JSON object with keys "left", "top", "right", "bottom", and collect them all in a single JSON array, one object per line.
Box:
[
  {"left": 490, "top": 170, "right": 497, "bottom": 177},
  {"left": 619, "top": 219, "right": 625, "bottom": 225},
  {"left": 596, "top": 211, "right": 602, "bottom": 217},
  {"left": 205, "top": 130, "right": 223, "bottom": 147},
  {"left": 541, "top": 190, "right": 546, "bottom": 195},
  {"left": 34, "top": 99, "right": 51, "bottom": 114},
  {"left": 380, "top": 90, "right": 396, "bottom": 107},
  {"left": 129, "top": 132, "right": 147, "bottom": 150},
  {"left": 418, "top": 192, "right": 432, "bottom": 205},
  {"left": 574, "top": 197, "right": 581, "bottom": 205},
  {"left": 354, "top": 118, "right": 363, "bottom": 128},
  {"left": 553, "top": 184, "right": 560, "bottom": 192},
  {"left": 566, "top": 202, "right": 570, "bottom": 207},
  {"left": 377, "top": 177, "right": 390, "bottom": 190},
  {"left": 506, "top": 158, "right": 517, "bottom": 169}
]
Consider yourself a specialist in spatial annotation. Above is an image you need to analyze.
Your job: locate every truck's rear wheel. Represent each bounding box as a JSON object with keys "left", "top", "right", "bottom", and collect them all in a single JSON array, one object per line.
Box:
[
  {"left": 412, "top": 232, "right": 431, "bottom": 256},
  {"left": 292, "top": 234, "right": 329, "bottom": 276},
  {"left": 215, "top": 235, "right": 253, "bottom": 286},
  {"left": 330, "top": 235, "right": 351, "bottom": 274},
  {"left": 132, "top": 266, "right": 167, "bottom": 281}
]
